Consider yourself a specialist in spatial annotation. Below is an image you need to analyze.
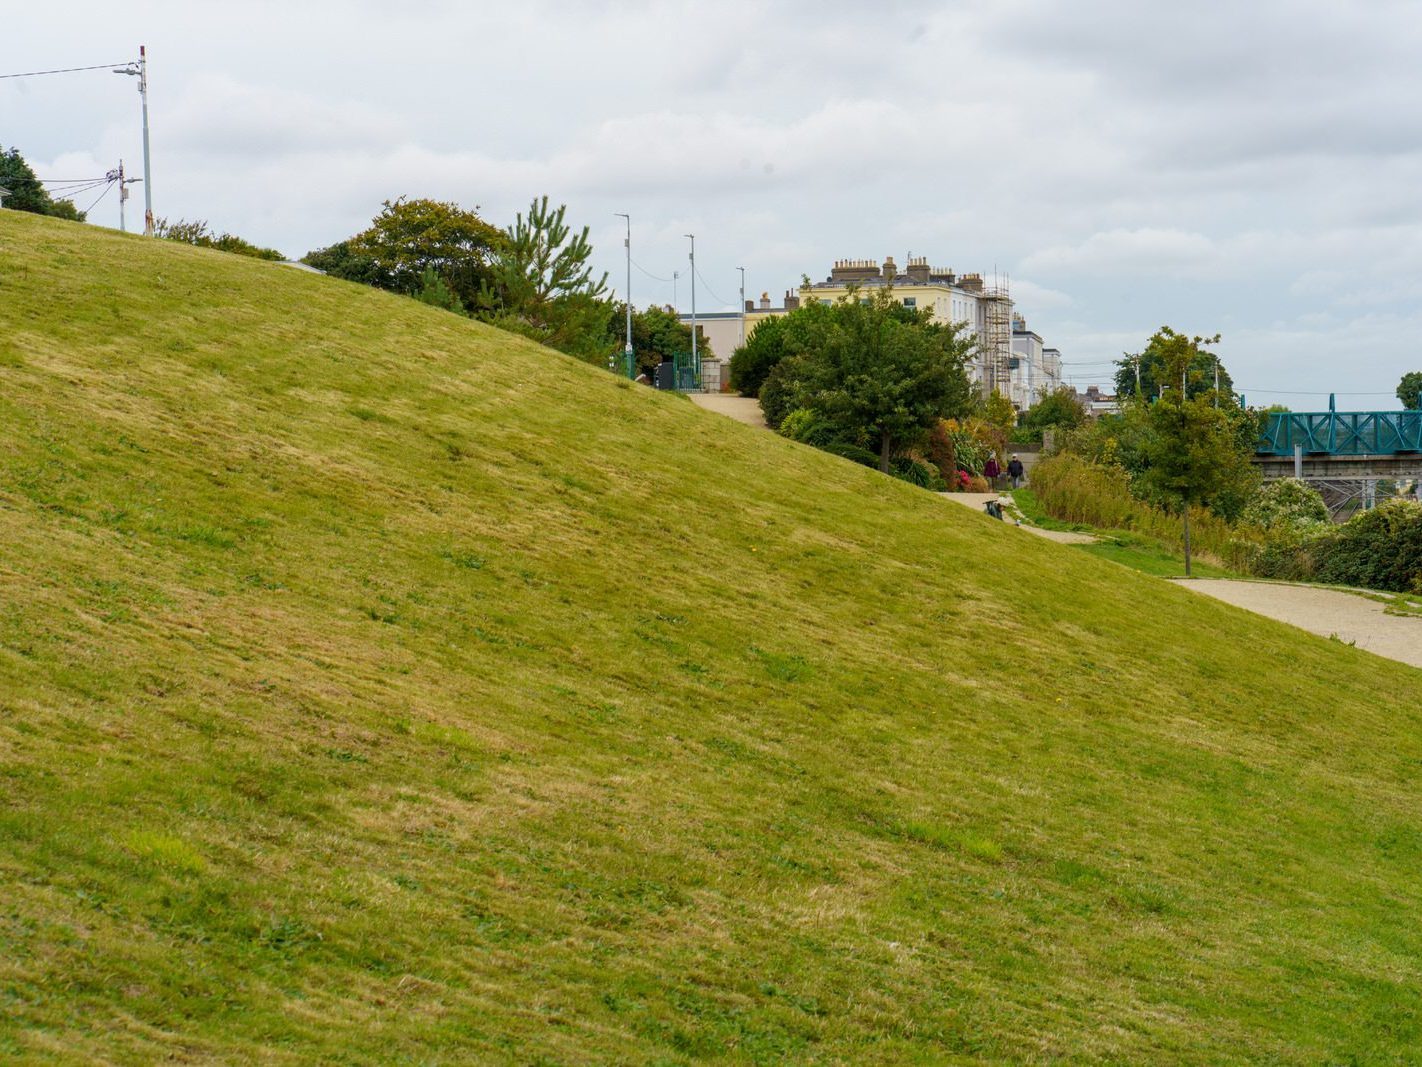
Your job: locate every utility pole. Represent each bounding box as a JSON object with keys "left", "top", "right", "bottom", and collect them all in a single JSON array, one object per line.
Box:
[
  {"left": 1134, "top": 354, "right": 1142, "bottom": 396},
  {"left": 107, "top": 160, "right": 141, "bottom": 233},
  {"left": 672, "top": 270, "right": 679, "bottom": 311},
  {"left": 113, "top": 46, "right": 154, "bottom": 235},
  {"left": 615, "top": 213, "right": 632, "bottom": 376},
  {"left": 738, "top": 266, "right": 746, "bottom": 348},
  {"left": 686, "top": 234, "right": 697, "bottom": 372}
]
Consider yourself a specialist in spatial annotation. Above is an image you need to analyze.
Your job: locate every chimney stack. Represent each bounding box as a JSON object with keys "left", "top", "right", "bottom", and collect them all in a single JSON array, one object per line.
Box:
[
  {"left": 760, "top": 291, "right": 771, "bottom": 310},
  {"left": 881, "top": 256, "right": 897, "bottom": 282}
]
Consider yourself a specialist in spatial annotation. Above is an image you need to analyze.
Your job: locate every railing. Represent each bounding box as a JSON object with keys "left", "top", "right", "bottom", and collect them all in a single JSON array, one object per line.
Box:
[{"left": 1259, "top": 410, "right": 1422, "bottom": 456}]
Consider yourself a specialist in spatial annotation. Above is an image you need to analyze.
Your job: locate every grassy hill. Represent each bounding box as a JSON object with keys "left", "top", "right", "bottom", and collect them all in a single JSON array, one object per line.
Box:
[{"left": 2, "top": 210, "right": 1420, "bottom": 1064}]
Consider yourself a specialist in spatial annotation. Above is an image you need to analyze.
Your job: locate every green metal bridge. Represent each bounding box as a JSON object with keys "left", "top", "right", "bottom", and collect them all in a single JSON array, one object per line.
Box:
[
  {"left": 1254, "top": 402, "right": 1422, "bottom": 514},
  {"left": 1258, "top": 407, "right": 1422, "bottom": 457}
]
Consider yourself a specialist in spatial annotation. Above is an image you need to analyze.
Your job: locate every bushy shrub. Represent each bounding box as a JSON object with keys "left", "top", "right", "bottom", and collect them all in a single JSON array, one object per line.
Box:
[
  {"left": 1312, "top": 500, "right": 1422, "bottom": 592},
  {"left": 966, "top": 475, "right": 991, "bottom": 493},
  {"left": 892, "top": 457, "right": 946, "bottom": 492},
  {"left": 823, "top": 441, "right": 880, "bottom": 468},
  {"left": 758, "top": 354, "right": 810, "bottom": 430},
  {"left": 1242, "top": 478, "right": 1329, "bottom": 532},
  {"left": 778, "top": 407, "right": 836, "bottom": 447}
]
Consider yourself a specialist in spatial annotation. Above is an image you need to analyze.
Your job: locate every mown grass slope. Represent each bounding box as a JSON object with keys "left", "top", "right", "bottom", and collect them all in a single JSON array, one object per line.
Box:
[{"left": 2, "top": 210, "right": 1420, "bottom": 1064}]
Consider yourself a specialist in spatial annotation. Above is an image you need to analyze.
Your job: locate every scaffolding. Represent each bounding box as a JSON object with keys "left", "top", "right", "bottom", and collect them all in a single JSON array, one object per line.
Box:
[{"left": 978, "top": 277, "right": 1012, "bottom": 401}]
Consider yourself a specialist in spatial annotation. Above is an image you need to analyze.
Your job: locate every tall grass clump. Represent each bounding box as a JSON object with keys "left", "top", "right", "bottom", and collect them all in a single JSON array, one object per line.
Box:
[{"left": 1031, "top": 452, "right": 1259, "bottom": 566}]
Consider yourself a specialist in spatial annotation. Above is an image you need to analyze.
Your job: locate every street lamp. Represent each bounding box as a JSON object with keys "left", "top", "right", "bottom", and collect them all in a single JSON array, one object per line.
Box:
[
  {"left": 615, "top": 212, "right": 632, "bottom": 377},
  {"left": 685, "top": 234, "right": 697, "bottom": 374},
  {"left": 113, "top": 46, "right": 153, "bottom": 235}
]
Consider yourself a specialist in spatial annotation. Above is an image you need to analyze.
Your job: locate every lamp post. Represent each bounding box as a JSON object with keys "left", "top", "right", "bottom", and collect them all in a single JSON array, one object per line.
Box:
[
  {"left": 685, "top": 234, "right": 697, "bottom": 374},
  {"left": 113, "top": 46, "right": 153, "bottom": 235},
  {"left": 615, "top": 212, "right": 632, "bottom": 376},
  {"left": 738, "top": 266, "right": 746, "bottom": 348}
]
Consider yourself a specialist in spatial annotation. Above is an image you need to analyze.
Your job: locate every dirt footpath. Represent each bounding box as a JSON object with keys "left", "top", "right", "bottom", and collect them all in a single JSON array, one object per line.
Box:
[
  {"left": 940, "top": 493, "right": 1097, "bottom": 544},
  {"left": 1175, "top": 579, "right": 1422, "bottom": 671},
  {"left": 688, "top": 394, "right": 768, "bottom": 429}
]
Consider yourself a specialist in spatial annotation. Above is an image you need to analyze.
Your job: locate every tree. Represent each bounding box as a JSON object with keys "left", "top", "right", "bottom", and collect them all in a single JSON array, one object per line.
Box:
[
  {"left": 1397, "top": 371, "right": 1422, "bottom": 410},
  {"left": 759, "top": 288, "right": 975, "bottom": 473},
  {"left": 983, "top": 390, "right": 1016, "bottom": 432},
  {"left": 341, "top": 197, "right": 505, "bottom": 307},
  {"left": 153, "top": 217, "right": 283, "bottom": 260},
  {"left": 0, "top": 146, "right": 85, "bottom": 221},
  {"left": 1023, "top": 386, "right": 1086, "bottom": 430},
  {"left": 611, "top": 304, "right": 701, "bottom": 377},
  {"left": 301, "top": 240, "right": 387, "bottom": 288},
  {"left": 728, "top": 316, "right": 788, "bottom": 397},
  {"left": 1116, "top": 327, "right": 1233, "bottom": 402},
  {"left": 478, "top": 196, "right": 613, "bottom": 362},
  {"left": 1130, "top": 329, "right": 1259, "bottom": 575},
  {"left": 413, "top": 267, "right": 465, "bottom": 314}
]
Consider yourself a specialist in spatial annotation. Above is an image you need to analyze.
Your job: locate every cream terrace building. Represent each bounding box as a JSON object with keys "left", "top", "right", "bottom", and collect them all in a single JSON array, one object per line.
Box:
[{"left": 683, "top": 254, "right": 1062, "bottom": 403}]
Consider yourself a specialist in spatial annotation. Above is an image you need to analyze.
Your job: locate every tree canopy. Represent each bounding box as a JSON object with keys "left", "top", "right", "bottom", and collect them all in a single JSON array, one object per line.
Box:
[
  {"left": 1397, "top": 371, "right": 1422, "bottom": 410},
  {"left": 477, "top": 196, "right": 613, "bottom": 362},
  {"left": 1116, "top": 327, "right": 1234, "bottom": 402},
  {"left": 0, "top": 146, "right": 85, "bottom": 221},
  {"left": 1128, "top": 329, "right": 1258, "bottom": 574},
  {"left": 315, "top": 197, "right": 506, "bottom": 308},
  {"left": 1023, "top": 386, "right": 1086, "bottom": 430},
  {"left": 611, "top": 304, "right": 702, "bottom": 378},
  {"left": 758, "top": 289, "right": 975, "bottom": 472}
]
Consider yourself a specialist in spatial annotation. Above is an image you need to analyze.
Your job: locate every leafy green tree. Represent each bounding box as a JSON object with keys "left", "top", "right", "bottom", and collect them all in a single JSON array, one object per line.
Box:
[
  {"left": 1131, "top": 329, "right": 1259, "bottom": 575},
  {"left": 1397, "top": 371, "right": 1422, "bottom": 410},
  {"left": 1023, "top": 386, "right": 1086, "bottom": 430},
  {"left": 982, "top": 390, "right": 1016, "bottom": 433},
  {"left": 729, "top": 315, "right": 787, "bottom": 397},
  {"left": 413, "top": 267, "right": 465, "bottom": 314},
  {"left": 1116, "top": 326, "right": 1233, "bottom": 402},
  {"left": 300, "top": 240, "right": 386, "bottom": 287},
  {"left": 153, "top": 217, "right": 283, "bottom": 260},
  {"left": 0, "top": 146, "right": 85, "bottom": 220},
  {"left": 342, "top": 197, "right": 505, "bottom": 307},
  {"left": 759, "top": 289, "right": 974, "bottom": 472},
  {"left": 479, "top": 196, "right": 613, "bottom": 362},
  {"left": 609, "top": 304, "right": 701, "bottom": 377}
]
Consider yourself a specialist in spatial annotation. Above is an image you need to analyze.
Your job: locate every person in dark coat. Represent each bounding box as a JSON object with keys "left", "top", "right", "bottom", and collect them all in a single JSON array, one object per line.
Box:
[{"left": 1007, "top": 454, "right": 1025, "bottom": 489}]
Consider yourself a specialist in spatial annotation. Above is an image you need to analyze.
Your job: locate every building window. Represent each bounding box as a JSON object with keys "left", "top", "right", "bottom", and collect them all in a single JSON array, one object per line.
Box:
[{"left": 902, "top": 297, "right": 916, "bottom": 308}]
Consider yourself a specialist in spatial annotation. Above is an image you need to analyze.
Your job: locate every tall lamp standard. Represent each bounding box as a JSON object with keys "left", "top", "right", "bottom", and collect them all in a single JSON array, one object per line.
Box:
[
  {"left": 615, "top": 213, "right": 632, "bottom": 376},
  {"left": 113, "top": 46, "right": 153, "bottom": 235},
  {"left": 685, "top": 234, "right": 697, "bottom": 378},
  {"left": 738, "top": 266, "right": 746, "bottom": 348}
]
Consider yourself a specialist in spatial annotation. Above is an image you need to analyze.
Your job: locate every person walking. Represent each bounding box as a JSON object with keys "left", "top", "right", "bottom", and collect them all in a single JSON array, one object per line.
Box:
[
  {"left": 983, "top": 453, "right": 1001, "bottom": 490},
  {"left": 1007, "top": 454, "right": 1025, "bottom": 489}
]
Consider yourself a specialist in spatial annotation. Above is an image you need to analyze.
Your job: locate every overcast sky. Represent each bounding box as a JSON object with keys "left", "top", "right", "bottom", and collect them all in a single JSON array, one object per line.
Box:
[{"left": 6, "top": 0, "right": 1421, "bottom": 405}]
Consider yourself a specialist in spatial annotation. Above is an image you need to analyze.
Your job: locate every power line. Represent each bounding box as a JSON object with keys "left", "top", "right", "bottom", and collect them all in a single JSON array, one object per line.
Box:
[
  {"left": 78, "top": 179, "right": 116, "bottom": 215},
  {"left": 630, "top": 257, "right": 673, "bottom": 283},
  {"left": 0, "top": 62, "right": 133, "bottom": 80},
  {"left": 694, "top": 264, "right": 733, "bottom": 307}
]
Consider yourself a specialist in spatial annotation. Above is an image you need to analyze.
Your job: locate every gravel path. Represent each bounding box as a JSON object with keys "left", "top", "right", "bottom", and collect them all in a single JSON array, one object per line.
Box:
[
  {"left": 688, "top": 394, "right": 768, "bottom": 429},
  {"left": 1175, "top": 579, "right": 1422, "bottom": 670}
]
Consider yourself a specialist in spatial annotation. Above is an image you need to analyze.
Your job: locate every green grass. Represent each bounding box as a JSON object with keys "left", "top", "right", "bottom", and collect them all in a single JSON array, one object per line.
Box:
[
  {"left": 3, "top": 210, "right": 1422, "bottom": 1063},
  {"left": 1012, "top": 488, "right": 1241, "bottom": 578},
  {"left": 1077, "top": 534, "right": 1239, "bottom": 578}
]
